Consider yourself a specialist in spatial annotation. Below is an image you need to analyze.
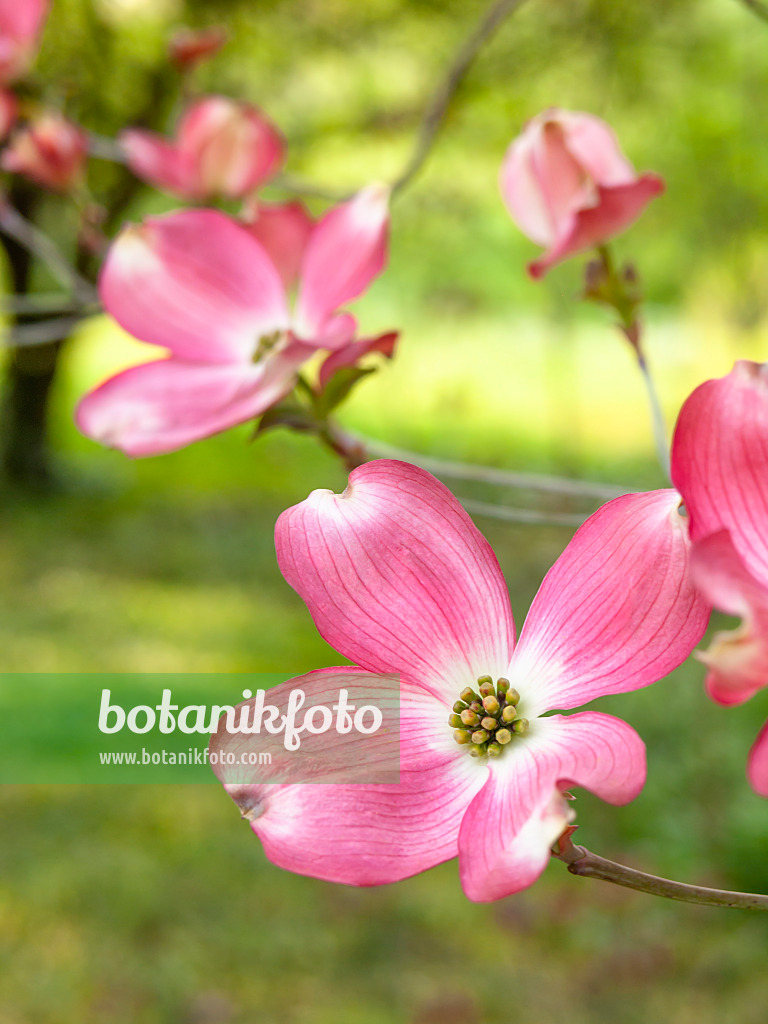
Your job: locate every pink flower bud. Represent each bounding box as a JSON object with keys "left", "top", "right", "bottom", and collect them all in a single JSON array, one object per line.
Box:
[
  {"left": 0, "top": 0, "right": 49, "bottom": 84},
  {"left": 500, "top": 108, "right": 664, "bottom": 279},
  {"left": 1, "top": 112, "right": 87, "bottom": 192},
  {"left": 168, "top": 26, "right": 227, "bottom": 72},
  {"left": 121, "top": 96, "right": 284, "bottom": 201}
]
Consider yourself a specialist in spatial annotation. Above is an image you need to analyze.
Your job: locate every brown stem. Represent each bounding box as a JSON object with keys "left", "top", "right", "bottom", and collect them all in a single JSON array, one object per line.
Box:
[{"left": 553, "top": 837, "right": 768, "bottom": 911}]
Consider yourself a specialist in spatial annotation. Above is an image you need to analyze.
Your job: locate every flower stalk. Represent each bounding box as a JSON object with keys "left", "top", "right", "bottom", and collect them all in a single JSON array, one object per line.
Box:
[
  {"left": 553, "top": 832, "right": 768, "bottom": 910},
  {"left": 584, "top": 244, "right": 671, "bottom": 481}
]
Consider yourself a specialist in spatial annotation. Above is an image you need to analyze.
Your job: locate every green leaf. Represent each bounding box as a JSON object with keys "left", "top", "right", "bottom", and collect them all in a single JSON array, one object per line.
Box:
[{"left": 316, "top": 366, "right": 377, "bottom": 418}]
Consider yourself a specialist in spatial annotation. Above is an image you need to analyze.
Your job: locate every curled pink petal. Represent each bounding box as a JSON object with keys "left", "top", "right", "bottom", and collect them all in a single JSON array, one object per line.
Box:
[
  {"left": 501, "top": 108, "right": 663, "bottom": 278},
  {"left": 241, "top": 200, "right": 315, "bottom": 291},
  {"left": 318, "top": 330, "right": 399, "bottom": 390},
  {"left": 99, "top": 209, "right": 289, "bottom": 363},
  {"left": 217, "top": 667, "right": 486, "bottom": 886},
  {"left": 510, "top": 490, "right": 711, "bottom": 716},
  {"left": 748, "top": 720, "right": 768, "bottom": 798},
  {"left": 689, "top": 531, "right": 768, "bottom": 706},
  {"left": 555, "top": 110, "right": 637, "bottom": 186},
  {"left": 528, "top": 176, "right": 664, "bottom": 279},
  {"left": 275, "top": 459, "right": 516, "bottom": 700},
  {"left": 671, "top": 360, "right": 768, "bottom": 590},
  {"left": 120, "top": 129, "right": 197, "bottom": 198},
  {"left": 76, "top": 344, "right": 308, "bottom": 457},
  {"left": 459, "top": 712, "right": 646, "bottom": 901},
  {"left": 295, "top": 184, "right": 389, "bottom": 341}
]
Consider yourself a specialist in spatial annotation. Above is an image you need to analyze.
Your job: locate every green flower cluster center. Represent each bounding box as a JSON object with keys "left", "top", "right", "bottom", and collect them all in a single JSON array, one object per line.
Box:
[
  {"left": 448, "top": 675, "right": 528, "bottom": 759},
  {"left": 252, "top": 329, "right": 284, "bottom": 363}
]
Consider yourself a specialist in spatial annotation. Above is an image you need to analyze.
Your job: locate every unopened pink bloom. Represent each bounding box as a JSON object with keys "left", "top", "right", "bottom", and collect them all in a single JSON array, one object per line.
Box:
[
  {"left": 0, "top": 0, "right": 48, "bottom": 84},
  {"left": 1, "top": 112, "right": 87, "bottom": 192},
  {"left": 168, "top": 26, "right": 227, "bottom": 71},
  {"left": 216, "top": 461, "right": 708, "bottom": 901},
  {"left": 672, "top": 360, "right": 768, "bottom": 796},
  {"left": 500, "top": 109, "right": 664, "bottom": 279},
  {"left": 121, "top": 96, "right": 284, "bottom": 201},
  {"left": 0, "top": 87, "right": 16, "bottom": 140},
  {"left": 76, "top": 186, "right": 390, "bottom": 456}
]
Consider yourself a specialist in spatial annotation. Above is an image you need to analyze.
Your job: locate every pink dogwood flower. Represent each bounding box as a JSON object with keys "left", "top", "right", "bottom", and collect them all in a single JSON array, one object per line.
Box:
[
  {"left": 76, "top": 185, "right": 390, "bottom": 457},
  {"left": 672, "top": 360, "right": 768, "bottom": 796},
  {"left": 217, "top": 460, "right": 708, "bottom": 900},
  {"left": 1, "top": 112, "right": 87, "bottom": 192},
  {"left": 240, "top": 199, "right": 398, "bottom": 386},
  {"left": 121, "top": 96, "right": 284, "bottom": 201},
  {"left": 0, "top": 0, "right": 48, "bottom": 84},
  {"left": 500, "top": 108, "right": 664, "bottom": 279}
]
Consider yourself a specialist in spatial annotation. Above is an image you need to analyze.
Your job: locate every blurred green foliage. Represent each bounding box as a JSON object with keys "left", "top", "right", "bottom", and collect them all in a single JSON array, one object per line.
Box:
[{"left": 2, "top": 0, "right": 768, "bottom": 1021}]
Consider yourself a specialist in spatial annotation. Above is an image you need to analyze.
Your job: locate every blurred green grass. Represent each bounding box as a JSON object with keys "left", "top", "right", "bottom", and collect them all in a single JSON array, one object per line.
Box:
[{"left": 3, "top": 0, "right": 768, "bottom": 1021}]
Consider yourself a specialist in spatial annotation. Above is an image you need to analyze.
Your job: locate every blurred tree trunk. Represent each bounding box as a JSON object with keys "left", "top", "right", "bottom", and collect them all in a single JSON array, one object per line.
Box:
[{"left": 0, "top": 181, "right": 65, "bottom": 489}]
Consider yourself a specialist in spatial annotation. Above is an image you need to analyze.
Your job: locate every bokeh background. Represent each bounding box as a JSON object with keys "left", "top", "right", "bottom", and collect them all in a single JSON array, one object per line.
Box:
[{"left": 2, "top": 0, "right": 768, "bottom": 1021}]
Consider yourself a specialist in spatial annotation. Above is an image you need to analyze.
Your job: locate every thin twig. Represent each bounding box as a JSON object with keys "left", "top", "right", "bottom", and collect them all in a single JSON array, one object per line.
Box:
[
  {"left": 392, "top": 0, "right": 529, "bottom": 194},
  {"left": 636, "top": 353, "right": 671, "bottom": 482},
  {"left": 0, "top": 292, "right": 86, "bottom": 315},
  {"left": 354, "top": 433, "right": 624, "bottom": 499},
  {"left": 0, "top": 204, "right": 98, "bottom": 305},
  {"left": 459, "top": 497, "right": 587, "bottom": 527},
  {"left": 272, "top": 0, "right": 528, "bottom": 202},
  {"left": 553, "top": 839, "right": 768, "bottom": 910},
  {"left": 587, "top": 246, "right": 671, "bottom": 482},
  {"left": 2, "top": 315, "right": 88, "bottom": 348},
  {"left": 87, "top": 131, "right": 126, "bottom": 164},
  {"left": 737, "top": 0, "right": 768, "bottom": 23}
]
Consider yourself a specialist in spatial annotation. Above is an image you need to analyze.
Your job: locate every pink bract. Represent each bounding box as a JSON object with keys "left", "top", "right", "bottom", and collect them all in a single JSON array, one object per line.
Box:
[
  {"left": 672, "top": 360, "right": 768, "bottom": 796},
  {"left": 217, "top": 460, "right": 709, "bottom": 901},
  {"left": 76, "top": 187, "right": 390, "bottom": 456},
  {"left": 121, "top": 96, "right": 284, "bottom": 201},
  {"left": 0, "top": 0, "right": 48, "bottom": 84},
  {"left": 500, "top": 108, "right": 664, "bottom": 278},
  {"left": 240, "top": 200, "right": 315, "bottom": 291}
]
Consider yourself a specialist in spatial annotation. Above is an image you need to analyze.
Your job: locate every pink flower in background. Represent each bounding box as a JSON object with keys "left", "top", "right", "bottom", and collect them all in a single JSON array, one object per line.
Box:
[
  {"left": 500, "top": 108, "right": 664, "bottom": 279},
  {"left": 239, "top": 199, "right": 398, "bottom": 385},
  {"left": 672, "top": 361, "right": 768, "bottom": 796},
  {"left": 0, "top": 87, "right": 16, "bottom": 140},
  {"left": 1, "top": 112, "right": 87, "bottom": 192},
  {"left": 76, "top": 186, "right": 390, "bottom": 456},
  {"left": 121, "top": 96, "right": 284, "bottom": 201},
  {"left": 217, "top": 460, "right": 708, "bottom": 901},
  {"left": 0, "top": 0, "right": 48, "bottom": 83},
  {"left": 168, "top": 26, "right": 227, "bottom": 72}
]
